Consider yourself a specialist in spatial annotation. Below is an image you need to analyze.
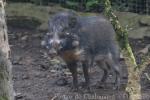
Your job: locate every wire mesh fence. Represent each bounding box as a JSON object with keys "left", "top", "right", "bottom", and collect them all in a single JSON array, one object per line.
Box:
[
  {"left": 112, "top": 0, "right": 150, "bottom": 15},
  {"left": 7, "top": 0, "right": 150, "bottom": 15},
  {"left": 53, "top": 0, "right": 150, "bottom": 15}
]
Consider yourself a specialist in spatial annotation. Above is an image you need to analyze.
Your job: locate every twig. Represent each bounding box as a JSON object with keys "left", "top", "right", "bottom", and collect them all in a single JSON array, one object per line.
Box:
[
  {"left": 144, "top": 73, "right": 150, "bottom": 81},
  {"left": 51, "top": 95, "right": 58, "bottom": 100}
]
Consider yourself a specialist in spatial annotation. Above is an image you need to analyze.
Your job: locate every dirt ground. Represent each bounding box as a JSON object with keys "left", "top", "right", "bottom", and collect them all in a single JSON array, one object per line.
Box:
[{"left": 9, "top": 26, "right": 150, "bottom": 100}]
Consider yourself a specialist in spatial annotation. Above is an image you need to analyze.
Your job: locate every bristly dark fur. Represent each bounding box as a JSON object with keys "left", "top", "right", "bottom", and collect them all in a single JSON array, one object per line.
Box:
[{"left": 44, "top": 11, "right": 121, "bottom": 90}]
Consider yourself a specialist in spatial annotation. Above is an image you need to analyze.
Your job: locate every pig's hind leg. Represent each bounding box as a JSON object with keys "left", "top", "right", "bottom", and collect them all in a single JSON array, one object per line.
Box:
[
  {"left": 95, "top": 58, "right": 109, "bottom": 88},
  {"left": 106, "top": 58, "right": 121, "bottom": 90},
  {"left": 82, "top": 61, "right": 91, "bottom": 91},
  {"left": 100, "top": 62, "right": 109, "bottom": 83}
]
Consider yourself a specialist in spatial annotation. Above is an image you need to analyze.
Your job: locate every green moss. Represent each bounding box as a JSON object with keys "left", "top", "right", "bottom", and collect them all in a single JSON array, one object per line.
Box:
[
  {"left": 6, "top": 3, "right": 49, "bottom": 23},
  {"left": 0, "top": 96, "right": 9, "bottom": 100},
  {"left": 5, "top": 3, "right": 66, "bottom": 31},
  {"left": 140, "top": 16, "right": 150, "bottom": 26},
  {"left": 78, "top": 12, "right": 98, "bottom": 16},
  {"left": 0, "top": 73, "right": 4, "bottom": 80},
  {"left": 115, "top": 11, "right": 142, "bottom": 29}
]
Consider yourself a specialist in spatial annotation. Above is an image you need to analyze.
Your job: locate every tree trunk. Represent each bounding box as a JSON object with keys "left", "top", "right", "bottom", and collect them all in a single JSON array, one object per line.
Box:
[
  {"left": 0, "top": 0, "right": 14, "bottom": 100},
  {"left": 104, "top": 0, "right": 149, "bottom": 100},
  {"left": 0, "top": 51, "right": 14, "bottom": 100}
]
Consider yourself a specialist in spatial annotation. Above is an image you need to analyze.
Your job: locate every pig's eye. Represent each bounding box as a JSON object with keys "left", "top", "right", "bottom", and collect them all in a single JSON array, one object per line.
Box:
[
  {"left": 61, "top": 27, "right": 68, "bottom": 32},
  {"left": 60, "top": 39, "right": 66, "bottom": 48},
  {"left": 59, "top": 32, "right": 70, "bottom": 38},
  {"left": 46, "top": 33, "right": 53, "bottom": 39},
  {"left": 46, "top": 32, "right": 50, "bottom": 35},
  {"left": 59, "top": 34, "right": 65, "bottom": 38}
]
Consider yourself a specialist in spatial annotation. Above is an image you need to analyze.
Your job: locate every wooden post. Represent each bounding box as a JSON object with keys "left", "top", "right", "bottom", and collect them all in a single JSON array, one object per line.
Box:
[
  {"left": 104, "top": 0, "right": 150, "bottom": 100},
  {"left": 0, "top": 0, "right": 10, "bottom": 57},
  {"left": 0, "top": 0, "right": 14, "bottom": 100}
]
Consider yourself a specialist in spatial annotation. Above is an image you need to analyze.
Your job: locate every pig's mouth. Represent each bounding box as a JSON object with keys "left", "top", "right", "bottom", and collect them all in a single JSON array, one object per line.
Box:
[
  {"left": 48, "top": 48, "right": 61, "bottom": 65},
  {"left": 45, "top": 30, "right": 80, "bottom": 63},
  {"left": 48, "top": 39, "right": 80, "bottom": 64},
  {"left": 48, "top": 48, "right": 58, "bottom": 58},
  {"left": 49, "top": 40, "right": 79, "bottom": 56}
]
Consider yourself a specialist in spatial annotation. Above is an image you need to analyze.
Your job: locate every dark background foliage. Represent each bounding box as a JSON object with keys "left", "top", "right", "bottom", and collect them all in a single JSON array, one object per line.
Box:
[{"left": 7, "top": 0, "right": 150, "bottom": 14}]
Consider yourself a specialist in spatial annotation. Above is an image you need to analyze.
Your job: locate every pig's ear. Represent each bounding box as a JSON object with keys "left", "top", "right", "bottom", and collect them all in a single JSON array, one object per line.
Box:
[{"left": 68, "top": 16, "right": 78, "bottom": 28}]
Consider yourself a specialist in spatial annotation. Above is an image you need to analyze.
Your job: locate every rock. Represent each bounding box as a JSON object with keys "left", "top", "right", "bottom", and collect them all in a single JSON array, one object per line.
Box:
[
  {"left": 15, "top": 93, "right": 24, "bottom": 99},
  {"left": 49, "top": 59, "right": 61, "bottom": 65},
  {"left": 140, "top": 16, "right": 150, "bottom": 26},
  {"left": 22, "top": 74, "right": 29, "bottom": 80},
  {"left": 55, "top": 78, "right": 68, "bottom": 86},
  {"left": 21, "top": 35, "right": 28, "bottom": 41},
  {"left": 12, "top": 56, "right": 23, "bottom": 65},
  {"left": 46, "top": 75, "right": 51, "bottom": 78},
  {"left": 119, "top": 53, "right": 125, "bottom": 61},
  {"left": 64, "top": 72, "right": 72, "bottom": 76},
  {"left": 38, "top": 22, "right": 48, "bottom": 31},
  {"left": 12, "top": 60, "right": 21, "bottom": 65},
  {"left": 50, "top": 69, "right": 57, "bottom": 73},
  {"left": 32, "top": 34, "right": 41, "bottom": 38},
  {"left": 115, "top": 12, "right": 150, "bottom": 39},
  {"left": 138, "top": 44, "right": 150, "bottom": 54},
  {"left": 39, "top": 64, "right": 49, "bottom": 70},
  {"left": 34, "top": 72, "right": 46, "bottom": 78},
  {"left": 41, "top": 52, "right": 49, "bottom": 58},
  {"left": 128, "top": 27, "right": 150, "bottom": 39}
]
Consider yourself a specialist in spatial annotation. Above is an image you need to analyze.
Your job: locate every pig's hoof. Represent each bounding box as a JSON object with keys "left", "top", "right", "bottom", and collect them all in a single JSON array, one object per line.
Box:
[
  {"left": 70, "top": 86, "right": 80, "bottom": 92},
  {"left": 83, "top": 86, "right": 93, "bottom": 93},
  {"left": 113, "top": 86, "right": 119, "bottom": 90},
  {"left": 97, "top": 82, "right": 106, "bottom": 89},
  {"left": 113, "top": 84, "right": 120, "bottom": 90},
  {"left": 55, "top": 78, "right": 68, "bottom": 86},
  {"left": 81, "top": 84, "right": 93, "bottom": 93}
]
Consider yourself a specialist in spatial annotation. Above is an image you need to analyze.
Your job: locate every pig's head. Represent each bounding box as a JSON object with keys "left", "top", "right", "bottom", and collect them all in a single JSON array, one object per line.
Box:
[{"left": 41, "top": 11, "right": 80, "bottom": 57}]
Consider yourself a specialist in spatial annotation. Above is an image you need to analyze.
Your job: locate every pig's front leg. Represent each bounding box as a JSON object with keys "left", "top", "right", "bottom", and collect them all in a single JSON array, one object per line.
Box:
[{"left": 67, "top": 62, "right": 78, "bottom": 92}]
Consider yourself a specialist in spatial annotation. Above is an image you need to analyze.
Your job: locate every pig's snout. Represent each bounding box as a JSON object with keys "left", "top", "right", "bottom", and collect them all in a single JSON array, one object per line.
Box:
[
  {"left": 48, "top": 39, "right": 60, "bottom": 58},
  {"left": 72, "top": 40, "right": 79, "bottom": 47},
  {"left": 49, "top": 48, "right": 57, "bottom": 58},
  {"left": 49, "top": 38, "right": 61, "bottom": 51}
]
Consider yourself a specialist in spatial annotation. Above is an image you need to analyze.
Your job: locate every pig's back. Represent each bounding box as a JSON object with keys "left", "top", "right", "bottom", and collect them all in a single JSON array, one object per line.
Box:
[{"left": 78, "top": 15, "right": 119, "bottom": 58}]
